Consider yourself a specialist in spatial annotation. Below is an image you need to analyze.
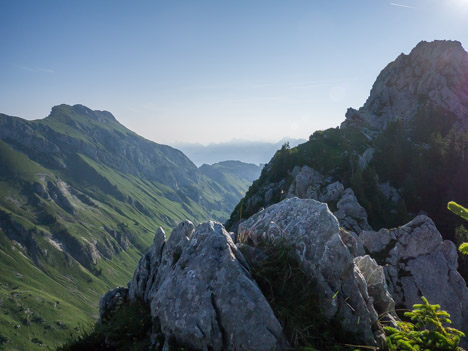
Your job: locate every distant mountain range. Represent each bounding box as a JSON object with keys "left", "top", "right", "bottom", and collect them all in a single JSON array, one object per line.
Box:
[
  {"left": 173, "top": 138, "right": 306, "bottom": 166},
  {"left": 0, "top": 104, "right": 261, "bottom": 350}
]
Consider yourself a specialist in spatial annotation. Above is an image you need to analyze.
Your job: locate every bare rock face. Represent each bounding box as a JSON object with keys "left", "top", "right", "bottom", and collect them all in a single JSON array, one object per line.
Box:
[
  {"left": 129, "top": 227, "right": 166, "bottom": 301},
  {"left": 342, "top": 40, "right": 468, "bottom": 130},
  {"left": 339, "top": 229, "right": 366, "bottom": 257},
  {"left": 238, "top": 197, "right": 392, "bottom": 348},
  {"left": 127, "top": 221, "right": 285, "bottom": 351},
  {"left": 354, "top": 255, "right": 397, "bottom": 327},
  {"left": 287, "top": 166, "right": 371, "bottom": 233},
  {"left": 359, "top": 215, "right": 468, "bottom": 337},
  {"left": 334, "top": 188, "right": 372, "bottom": 233},
  {"left": 286, "top": 165, "right": 333, "bottom": 200}
]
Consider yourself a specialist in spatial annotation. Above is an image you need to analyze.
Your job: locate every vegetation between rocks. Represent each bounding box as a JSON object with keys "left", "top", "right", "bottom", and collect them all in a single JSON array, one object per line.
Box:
[
  {"left": 384, "top": 296, "right": 465, "bottom": 351},
  {"left": 240, "top": 238, "right": 370, "bottom": 351}
]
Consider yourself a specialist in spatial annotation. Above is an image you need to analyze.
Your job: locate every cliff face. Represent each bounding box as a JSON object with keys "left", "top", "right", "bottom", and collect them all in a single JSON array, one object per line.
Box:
[{"left": 343, "top": 40, "right": 468, "bottom": 130}]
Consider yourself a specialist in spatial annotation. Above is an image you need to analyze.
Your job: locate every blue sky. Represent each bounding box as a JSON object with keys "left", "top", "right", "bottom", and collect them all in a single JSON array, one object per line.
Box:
[{"left": 1, "top": 0, "right": 467, "bottom": 144}]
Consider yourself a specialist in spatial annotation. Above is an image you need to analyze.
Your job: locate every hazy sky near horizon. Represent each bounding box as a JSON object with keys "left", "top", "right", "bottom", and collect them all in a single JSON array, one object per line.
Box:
[{"left": 1, "top": 0, "right": 468, "bottom": 145}]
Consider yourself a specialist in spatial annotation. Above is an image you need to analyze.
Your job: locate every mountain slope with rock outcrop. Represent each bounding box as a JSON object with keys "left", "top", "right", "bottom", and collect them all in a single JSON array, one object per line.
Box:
[
  {"left": 87, "top": 196, "right": 468, "bottom": 350},
  {"left": 0, "top": 104, "right": 256, "bottom": 350},
  {"left": 67, "top": 40, "right": 468, "bottom": 351},
  {"left": 227, "top": 40, "right": 468, "bottom": 247}
]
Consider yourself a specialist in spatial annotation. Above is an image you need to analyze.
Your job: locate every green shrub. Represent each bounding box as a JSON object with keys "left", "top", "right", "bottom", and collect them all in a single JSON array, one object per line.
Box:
[
  {"left": 448, "top": 201, "right": 468, "bottom": 255},
  {"left": 384, "top": 296, "right": 465, "bottom": 350}
]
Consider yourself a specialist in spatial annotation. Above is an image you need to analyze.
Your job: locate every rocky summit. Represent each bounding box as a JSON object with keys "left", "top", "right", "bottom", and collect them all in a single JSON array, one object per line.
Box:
[{"left": 343, "top": 40, "right": 468, "bottom": 130}]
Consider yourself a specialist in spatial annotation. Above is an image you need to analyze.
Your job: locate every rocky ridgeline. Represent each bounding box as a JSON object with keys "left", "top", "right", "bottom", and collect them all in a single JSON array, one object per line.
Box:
[
  {"left": 282, "top": 164, "right": 468, "bottom": 335},
  {"left": 343, "top": 40, "right": 468, "bottom": 130},
  {"left": 99, "top": 187, "right": 468, "bottom": 349},
  {"left": 98, "top": 40, "right": 468, "bottom": 349}
]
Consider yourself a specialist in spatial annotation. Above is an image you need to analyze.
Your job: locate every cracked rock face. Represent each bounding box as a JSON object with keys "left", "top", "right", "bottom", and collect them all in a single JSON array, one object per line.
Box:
[
  {"left": 360, "top": 215, "right": 468, "bottom": 337},
  {"left": 287, "top": 166, "right": 371, "bottom": 233},
  {"left": 127, "top": 221, "right": 285, "bottom": 351},
  {"left": 342, "top": 40, "right": 468, "bottom": 130},
  {"left": 238, "top": 197, "right": 391, "bottom": 347}
]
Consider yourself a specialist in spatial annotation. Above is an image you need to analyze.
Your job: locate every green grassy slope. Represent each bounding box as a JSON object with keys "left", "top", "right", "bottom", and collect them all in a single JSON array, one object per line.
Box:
[{"left": 0, "top": 105, "right": 255, "bottom": 350}]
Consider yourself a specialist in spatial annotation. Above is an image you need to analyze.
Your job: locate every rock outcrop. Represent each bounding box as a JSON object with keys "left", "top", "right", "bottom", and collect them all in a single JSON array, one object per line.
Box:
[
  {"left": 359, "top": 215, "right": 468, "bottom": 336},
  {"left": 238, "top": 197, "right": 394, "bottom": 348},
  {"left": 287, "top": 165, "right": 372, "bottom": 233},
  {"left": 342, "top": 40, "right": 468, "bottom": 130},
  {"left": 99, "top": 287, "right": 129, "bottom": 323},
  {"left": 100, "top": 197, "right": 468, "bottom": 349},
  {"left": 122, "top": 221, "right": 285, "bottom": 351}
]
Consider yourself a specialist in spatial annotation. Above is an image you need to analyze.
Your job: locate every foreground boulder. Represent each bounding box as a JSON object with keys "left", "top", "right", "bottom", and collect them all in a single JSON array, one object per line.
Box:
[
  {"left": 359, "top": 215, "right": 468, "bottom": 337},
  {"left": 238, "top": 197, "right": 394, "bottom": 347},
  {"left": 110, "top": 221, "right": 285, "bottom": 351}
]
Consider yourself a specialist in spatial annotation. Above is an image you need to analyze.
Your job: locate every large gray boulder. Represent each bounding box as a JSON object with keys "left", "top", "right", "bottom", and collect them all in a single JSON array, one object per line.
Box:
[
  {"left": 238, "top": 197, "right": 393, "bottom": 348},
  {"left": 334, "top": 188, "right": 372, "bottom": 232},
  {"left": 287, "top": 166, "right": 372, "bottom": 233},
  {"left": 360, "top": 215, "right": 468, "bottom": 338},
  {"left": 286, "top": 165, "right": 333, "bottom": 200},
  {"left": 128, "top": 221, "right": 285, "bottom": 351}
]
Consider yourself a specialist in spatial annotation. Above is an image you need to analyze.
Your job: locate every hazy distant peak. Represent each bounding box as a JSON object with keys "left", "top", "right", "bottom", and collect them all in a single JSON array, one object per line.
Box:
[
  {"left": 343, "top": 40, "right": 468, "bottom": 130},
  {"left": 175, "top": 138, "right": 306, "bottom": 166}
]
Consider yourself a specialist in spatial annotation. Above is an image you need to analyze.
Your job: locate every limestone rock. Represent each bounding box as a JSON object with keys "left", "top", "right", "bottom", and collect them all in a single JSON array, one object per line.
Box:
[
  {"left": 286, "top": 166, "right": 330, "bottom": 199},
  {"left": 286, "top": 166, "right": 371, "bottom": 233},
  {"left": 128, "top": 221, "right": 285, "bottom": 351},
  {"left": 339, "top": 229, "right": 365, "bottom": 257},
  {"left": 129, "top": 227, "right": 166, "bottom": 301},
  {"left": 319, "top": 181, "right": 344, "bottom": 203},
  {"left": 334, "top": 188, "right": 372, "bottom": 232},
  {"left": 342, "top": 40, "right": 468, "bottom": 130},
  {"left": 238, "top": 197, "right": 391, "bottom": 347},
  {"left": 360, "top": 215, "right": 468, "bottom": 337},
  {"left": 360, "top": 228, "right": 396, "bottom": 255},
  {"left": 99, "top": 287, "right": 129, "bottom": 323},
  {"left": 354, "top": 256, "right": 397, "bottom": 326}
]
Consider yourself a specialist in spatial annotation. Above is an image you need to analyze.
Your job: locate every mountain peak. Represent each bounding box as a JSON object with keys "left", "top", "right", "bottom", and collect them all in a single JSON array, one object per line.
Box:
[
  {"left": 49, "top": 104, "right": 117, "bottom": 123},
  {"left": 342, "top": 40, "right": 468, "bottom": 130},
  {"left": 409, "top": 39, "right": 465, "bottom": 59}
]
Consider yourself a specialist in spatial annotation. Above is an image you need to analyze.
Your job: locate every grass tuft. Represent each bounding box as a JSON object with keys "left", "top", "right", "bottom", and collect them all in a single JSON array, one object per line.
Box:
[{"left": 240, "top": 239, "right": 362, "bottom": 350}]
